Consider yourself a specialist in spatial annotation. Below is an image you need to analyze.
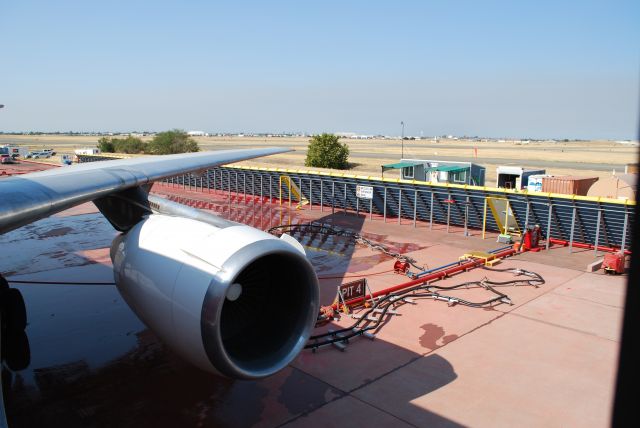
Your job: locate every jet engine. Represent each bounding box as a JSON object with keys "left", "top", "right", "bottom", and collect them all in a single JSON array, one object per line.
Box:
[{"left": 110, "top": 214, "right": 319, "bottom": 379}]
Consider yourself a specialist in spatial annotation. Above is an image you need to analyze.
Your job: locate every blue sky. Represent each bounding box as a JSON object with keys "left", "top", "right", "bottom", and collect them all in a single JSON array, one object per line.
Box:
[{"left": 1, "top": 0, "right": 638, "bottom": 139}]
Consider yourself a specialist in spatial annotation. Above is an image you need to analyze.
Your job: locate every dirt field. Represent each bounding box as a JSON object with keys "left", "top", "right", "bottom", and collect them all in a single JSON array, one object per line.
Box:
[{"left": 2, "top": 134, "right": 637, "bottom": 184}]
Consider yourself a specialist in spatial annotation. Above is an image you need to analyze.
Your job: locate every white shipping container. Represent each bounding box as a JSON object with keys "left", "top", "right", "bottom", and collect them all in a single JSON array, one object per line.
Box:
[
  {"left": 74, "top": 148, "right": 101, "bottom": 155},
  {"left": 527, "top": 175, "right": 549, "bottom": 192}
]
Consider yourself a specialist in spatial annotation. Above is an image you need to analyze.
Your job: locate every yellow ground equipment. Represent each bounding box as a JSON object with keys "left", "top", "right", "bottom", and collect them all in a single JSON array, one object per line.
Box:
[
  {"left": 483, "top": 197, "right": 521, "bottom": 239},
  {"left": 279, "top": 175, "right": 309, "bottom": 209}
]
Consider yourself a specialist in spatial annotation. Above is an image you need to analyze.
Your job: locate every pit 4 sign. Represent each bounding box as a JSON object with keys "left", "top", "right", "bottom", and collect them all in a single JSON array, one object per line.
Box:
[{"left": 339, "top": 278, "right": 366, "bottom": 301}]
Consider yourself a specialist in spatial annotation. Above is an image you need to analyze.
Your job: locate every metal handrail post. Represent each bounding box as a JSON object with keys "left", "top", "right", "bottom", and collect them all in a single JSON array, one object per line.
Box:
[
  {"left": 594, "top": 209, "right": 602, "bottom": 257},
  {"left": 383, "top": 187, "right": 387, "bottom": 222},
  {"left": 413, "top": 190, "right": 417, "bottom": 228},
  {"left": 429, "top": 191, "right": 434, "bottom": 230},
  {"left": 482, "top": 198, "right": 487, "bottom": 239},
  {"left": 343, "top": 182, "right": 347, "bottom": 214},
  {"left": 332, "top": 181, "right": 335, "bottom": 214},
  {"left": 398, "top": 188, "right": 402, "bottom": 225},
  {"left": 569, "top": 207, "right": 576, "bottom": 253},
  {"left": 546, "top": 203, "right": 552, "bottom": 250},
  {"left": 621, "top": 210, "right": 629, "bottom": 251}
]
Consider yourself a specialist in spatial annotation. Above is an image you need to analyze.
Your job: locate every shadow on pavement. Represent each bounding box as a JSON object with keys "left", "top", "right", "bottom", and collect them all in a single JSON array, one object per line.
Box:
[{"left": 1, "top": 198, "right": 462, "bottom": 427}]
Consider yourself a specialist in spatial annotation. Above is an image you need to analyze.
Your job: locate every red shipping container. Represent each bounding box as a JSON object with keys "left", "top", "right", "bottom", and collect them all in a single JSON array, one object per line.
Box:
[{"left": 542, "top": 176, "right": 599, "bottom": 195}]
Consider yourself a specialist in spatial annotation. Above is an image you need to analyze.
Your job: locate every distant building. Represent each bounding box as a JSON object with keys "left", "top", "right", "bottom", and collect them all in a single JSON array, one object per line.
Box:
[
  {"left": 187, "top": 131, "right": 208, "bottom": 137},
  {"left": 382, "top": 159, "right": 486, "bottom": 186},
  {"left": 587, "top": 174, "right": 637, "bottom": 201},
  {"left": 336, "top": 132, "right": 356, "bottom": 138}
]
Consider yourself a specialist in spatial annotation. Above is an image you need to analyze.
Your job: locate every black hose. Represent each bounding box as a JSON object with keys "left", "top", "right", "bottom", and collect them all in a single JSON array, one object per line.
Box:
[
  {"left": 269, "top": 222, "right": 427, "bottom": 271},
  {"left": 306, "top": 267, "right": 544, "bottom": 350}
]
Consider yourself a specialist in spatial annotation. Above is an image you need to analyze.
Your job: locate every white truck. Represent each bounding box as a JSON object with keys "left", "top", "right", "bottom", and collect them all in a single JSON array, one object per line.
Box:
[
  {"left": 496, "top": 166, "right": 546, "bottom": 190},
  {"left": 1, "top": 145, "right": 29, "bottom": 159},
  {"left": 29, "top": 151, "right": 52, "bottom": 159}
]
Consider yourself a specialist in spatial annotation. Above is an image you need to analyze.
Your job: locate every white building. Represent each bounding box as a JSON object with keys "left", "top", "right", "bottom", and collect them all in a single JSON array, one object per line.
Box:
[{"left": 74, "top": 148, "right": 101, "bottom": 155}]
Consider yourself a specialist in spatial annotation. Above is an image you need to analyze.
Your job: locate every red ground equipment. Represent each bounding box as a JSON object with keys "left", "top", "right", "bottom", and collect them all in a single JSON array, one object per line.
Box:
[
  {"left": 393, "top": 260, "right": 410, "bottom": 274},
  {"left": 521, "top": 225, "right": 542, "bottom": 251},
  {"left": 602, "top": 252, "right": 626, "bottom": 275}
]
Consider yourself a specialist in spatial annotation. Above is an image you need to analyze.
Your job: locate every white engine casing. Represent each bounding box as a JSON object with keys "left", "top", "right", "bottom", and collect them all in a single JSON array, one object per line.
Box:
[{"left": 111, "top": 214, "right": 319, "bottom": 379}]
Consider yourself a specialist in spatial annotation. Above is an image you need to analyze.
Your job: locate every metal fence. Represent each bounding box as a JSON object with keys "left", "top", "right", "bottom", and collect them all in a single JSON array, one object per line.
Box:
[{"left": 77, "top": 155, "right": 635, "bottom": 254}]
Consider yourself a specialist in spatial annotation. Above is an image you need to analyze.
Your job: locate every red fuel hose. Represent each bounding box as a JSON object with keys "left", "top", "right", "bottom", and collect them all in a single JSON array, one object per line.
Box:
[{"left": 331, "top": 247, "right": 517, "bottom": 310}]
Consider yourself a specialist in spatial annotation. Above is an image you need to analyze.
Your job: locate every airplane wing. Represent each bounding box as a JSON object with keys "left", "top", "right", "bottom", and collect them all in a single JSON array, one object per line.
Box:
[
  {"left": 0, "top": 145, "right": 322, "bottom": 381},
  {"left": 0, "top": 147, "right": 290, "bottom": 234}
]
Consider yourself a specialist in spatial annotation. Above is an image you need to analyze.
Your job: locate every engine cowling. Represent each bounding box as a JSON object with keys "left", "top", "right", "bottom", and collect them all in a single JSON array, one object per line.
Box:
[{"left": 110, "top": 214, "right": 319, "bottom": 379}]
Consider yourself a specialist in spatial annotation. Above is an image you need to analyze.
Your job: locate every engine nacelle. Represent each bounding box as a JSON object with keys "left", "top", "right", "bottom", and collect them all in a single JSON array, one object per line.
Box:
[{"left": 110, "top": 214, "right": 319, "bottom": 379}]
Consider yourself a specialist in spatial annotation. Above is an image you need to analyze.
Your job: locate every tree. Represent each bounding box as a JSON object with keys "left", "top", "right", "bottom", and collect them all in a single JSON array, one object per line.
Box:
[
  {"left": 97, "top": 137, "right": 115, "bottom": 153},
  {"left": 113, "top": 136, "right": 146, "bottom": 154},
  {"left": 97, "top": 136, "right": 146, "bottom": 153},
  {"left": 305, "top": 133, "right": 349, "bottom": 169},
  {"left": 147, "top": 129, "right": 200, "bottom": 155}
]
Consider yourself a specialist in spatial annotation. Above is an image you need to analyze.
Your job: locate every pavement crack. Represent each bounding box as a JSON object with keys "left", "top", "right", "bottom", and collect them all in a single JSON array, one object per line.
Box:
[
  {"left": 549, "top": 290, "right": 623, "bottom": 309},
  {"left": 507, "top": 311, "right": 620, "bottom": 342}
]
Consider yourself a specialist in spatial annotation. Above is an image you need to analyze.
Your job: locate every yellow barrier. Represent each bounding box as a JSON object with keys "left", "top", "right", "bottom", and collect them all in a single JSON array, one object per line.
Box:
[
  {"left": 278, "top": 175, "right": 309, "bottom": 209},
  {"left": 77, "top": 155, "right": 635, "bottom": 206},
  {"left": 225, "top": 164, "right": 636, "bottom": 206},
  {"left": 484, "top": 197, "right": 521, "bottom": 236}
]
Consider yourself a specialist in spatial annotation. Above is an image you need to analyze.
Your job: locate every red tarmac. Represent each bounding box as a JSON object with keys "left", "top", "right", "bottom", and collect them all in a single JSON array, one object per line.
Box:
[{"left": 0, "top": 174, "right": 625, "bottom": 427}]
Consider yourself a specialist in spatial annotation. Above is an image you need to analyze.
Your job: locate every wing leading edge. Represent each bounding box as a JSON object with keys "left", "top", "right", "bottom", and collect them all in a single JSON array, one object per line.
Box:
[{"left": 0, "top": 148, "right": 290, "bottom": 235}]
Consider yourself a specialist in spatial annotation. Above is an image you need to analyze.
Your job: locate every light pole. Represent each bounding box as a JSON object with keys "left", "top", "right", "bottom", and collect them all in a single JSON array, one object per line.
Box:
[{"left": 400, "top": 121, "right": 405, "bottom": 159}]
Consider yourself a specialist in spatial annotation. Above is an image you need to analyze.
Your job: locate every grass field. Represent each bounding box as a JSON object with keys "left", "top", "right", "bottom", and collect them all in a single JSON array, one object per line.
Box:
[{"left": 2, "top": 134, "right": 637, "bottom": 184}]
